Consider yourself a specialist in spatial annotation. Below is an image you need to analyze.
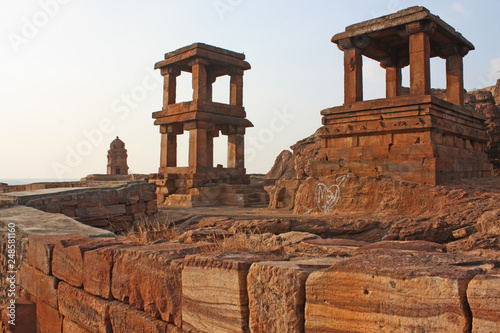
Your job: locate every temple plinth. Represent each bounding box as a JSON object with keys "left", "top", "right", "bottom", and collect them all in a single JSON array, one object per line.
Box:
[
  {"left": 149, "top": 43, "right": 268, "bottom": 206},
  {"left": 314, "top": 6, "right": 492, "bottom": 185}
]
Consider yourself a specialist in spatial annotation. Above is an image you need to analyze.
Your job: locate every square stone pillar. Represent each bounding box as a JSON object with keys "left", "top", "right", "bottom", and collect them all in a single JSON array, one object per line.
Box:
[
  {"left": 409, "top": 32, "right": 431, "bottom": 95},
  {"left": 189, "top": 128, "right": 208, "bottom": 169},
  {"left": 386, "top": 66, "right": 402, "bottom": 98},
  {"left": 191, "top": 60, "right": 209, "bottom": 102},
  {"left": 160, "top": 133, "right": 177, "bottom": 170},
  {"left": 228, "top": 133, "right": 244, "bottom": 169},
  {"left": 207, "top": 132, "right": 215, "bottom": 168},
  {"left": 344, "top": 47, "right": 363, "bottom": 104},
  {"left": 230, "top": 71, "right": 244, "bottom": 106},
  {"left": 446, "top": 55, "right": 464, "bottom": 106},
  {"left": 162, "top": 68, "right": 180, "bottom": 106}
]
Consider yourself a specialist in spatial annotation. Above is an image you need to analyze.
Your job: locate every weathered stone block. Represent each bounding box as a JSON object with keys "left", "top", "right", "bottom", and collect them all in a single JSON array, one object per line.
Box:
[
  {"left": 0, "top": 297, "right": 36, "bottom": 333},
  {"left": 109, "top": 301, "right": 168, "bottom": 333},
  {"left": 248, "top": 258, "right": 342, "bottom": 333},
  {"left": 58, "top": 282, "right": 111, "bottom": 333},
  {"left": 83, "top": 244, "right": 133, "bottom": 299},
  {"left": 111, "top": 243, "right": 205, "bottom": 326},
  {"left": 126, "top": 202, "right": 146, "bottom": 215},
  {"left": 52, "top": 237, "right": 120, "bottom": 287},
  {"left": 37, "top": 301, "right": 63, "bottom": 333},
  {"left": 63, "top": 318, "right": 91, "bottom": 333},
  {"left": 26, "top": 233, "right": 87, "bottom": 275},
  {"left": 305, "top": 249, "right": 496, "bottom": 332},
  {"left": 468, "top": 268, "right": 500, "bottom": 332},
  {"left": 19, "top": 262, "right": 59, "bottom": 308},
  {"left": 182, "top": 253, "right": 283, "bottom": 333}
]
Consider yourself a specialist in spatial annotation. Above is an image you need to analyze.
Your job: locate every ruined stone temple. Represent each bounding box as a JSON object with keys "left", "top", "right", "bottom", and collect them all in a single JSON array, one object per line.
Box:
[
  {"left": 314, "top": 6, "right": 492, "bottom": 185},
  {"left": 149, "top": 43, "right": 268, "bottom": 206},
  {"left": 107, "top": 136, "right": 128, "bottom": 175}
]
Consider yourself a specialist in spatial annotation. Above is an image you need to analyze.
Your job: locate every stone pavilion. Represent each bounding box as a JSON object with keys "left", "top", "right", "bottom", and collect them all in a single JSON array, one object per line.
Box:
[
  {"left": 149, "top": 43, "right": 268, "bottom": 206},
  {"left": 314, "top": 6, "right": 492, "bottom": 184}
]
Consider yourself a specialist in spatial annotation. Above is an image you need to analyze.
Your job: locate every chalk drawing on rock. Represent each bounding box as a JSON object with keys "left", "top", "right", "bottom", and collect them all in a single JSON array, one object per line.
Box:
[{"left": 303, "top": 174, "right": 349, "bottom": 214}]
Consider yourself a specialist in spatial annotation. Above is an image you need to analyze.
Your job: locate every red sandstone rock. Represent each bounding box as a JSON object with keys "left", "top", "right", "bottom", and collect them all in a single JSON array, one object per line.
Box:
[
  {"left": 0, "top": 297, "right": 36, "bottom": 333},
  {"left": 36, "top": 301, "right": 63, "bottom": 333},
  {"left": 109, "top": 301, "right": 169, "bottom": 333},
  {"left": 182, "top": 253, "right": 283, "bottom": 333},
  {"left": 111, "top": 243, "right": 205, "bottom": 326},
  {"left": 266, "top": 150, "right": 296, "bottom": 180},
  {"left": 26, "top": 233, "right": 88, "bottom": 275},
  {"left": 19, "top": 262, "right": 59, "bottom": 308},
  {"left": 300, "top": 238, "right": 369, "bottom": 256},
  {"left": 305, "top": 249, "right": 496, "bottom": 332},
  {"left": 62, "top": 318, "right": 91, "bottom": 333},
  {"left": 248, "top": 258, "right": 342, "bottom": 333},
  {"left": 355, "top": 240, "right": 446, "bottom": 254},
  {"left": 266, "top": 180, "right": 300, "bottom": 210},
  {"left": 58, "top": 282, "right": 111, "bottom": 333},
  {"left": 83, "top": 244, "right": 135, "bottom": 299},
  {"left": 290, "top": 131, "right": 321, "bottom": 179},
  {"left": 467, "top": 268, "right": 500, "bottom": 332},
  {"left": 52, "top": 237, "right": 120, "bottom": 287}
]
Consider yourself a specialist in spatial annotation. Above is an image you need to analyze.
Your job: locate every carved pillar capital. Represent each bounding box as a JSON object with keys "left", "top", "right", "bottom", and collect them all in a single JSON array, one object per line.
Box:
[
  {"left": 397, "top": 20, "right": 437, "bottom": 37},
  {"left": 337, "top": 35, "right": 371, "bottom": 51}
]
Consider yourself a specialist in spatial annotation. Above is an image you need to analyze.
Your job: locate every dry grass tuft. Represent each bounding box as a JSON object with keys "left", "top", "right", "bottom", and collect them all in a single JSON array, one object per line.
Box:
[
  {"left": 200, "top": 231, "right": 283, "bottom": 255},
  {"left": 126, "top": 215, "right": 180, "bottom": 244}
]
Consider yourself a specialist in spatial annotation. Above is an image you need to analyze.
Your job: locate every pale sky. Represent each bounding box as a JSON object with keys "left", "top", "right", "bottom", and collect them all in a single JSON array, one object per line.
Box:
[{"left": 1, "top": 0, "right": 499, "bottom": 180}]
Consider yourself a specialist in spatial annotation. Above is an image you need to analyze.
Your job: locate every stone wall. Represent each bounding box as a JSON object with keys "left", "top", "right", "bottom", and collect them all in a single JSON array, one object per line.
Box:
[
  {"left": 2, "top": 229, "right": 499, "bottom": 332},
  {"left": 0, "top": 182, "right": 157, "bottom": 232}
]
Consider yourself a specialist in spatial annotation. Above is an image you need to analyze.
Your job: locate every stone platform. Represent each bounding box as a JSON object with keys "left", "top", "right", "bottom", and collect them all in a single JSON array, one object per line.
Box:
[{"left": 315, "top": 95, "right": 492, "bottom": 184}]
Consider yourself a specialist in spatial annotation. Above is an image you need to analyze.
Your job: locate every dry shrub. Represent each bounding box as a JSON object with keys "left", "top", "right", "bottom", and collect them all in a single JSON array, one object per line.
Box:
[
  {"left": 126, "top": 216, "right": 180, "bottom": 244},
  {"left": 201, "top": 230, "right": 283, "bottom": 254}
]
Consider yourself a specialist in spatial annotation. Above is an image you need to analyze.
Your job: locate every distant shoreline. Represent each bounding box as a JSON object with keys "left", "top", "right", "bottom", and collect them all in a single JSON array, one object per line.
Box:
[{"left": 0, "top": 178, "right": 80, "bottom": 186}]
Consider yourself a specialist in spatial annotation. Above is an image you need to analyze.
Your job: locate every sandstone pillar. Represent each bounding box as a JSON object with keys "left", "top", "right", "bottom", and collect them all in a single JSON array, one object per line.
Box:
[
  {"left": 189, "top": 128, "right": 208, "bottom": 169},
  {"left": 409, "top": 31, "right": 431, "bottom": 95},
  {"left": 162, "top": 68, "right": 180, "bottom": 106},
  {"left": 160, "top": 133, "right": 177, "bottom": 170},
  {"left": 228, "top": 133, "right": 245, "bottom": 169},
  {"left": 386, "top": 66, "right": 402, "bottom": 98},
  {"left": 230, "top": 69, "right": 244, "bottom": 106},
  {"left": 343, "top": 46, "right": 363, "bottom": 103},
  {"left": 446, "top": 54, "right": 464, "bottom": 106},
  {"left": 191, "top": 60, "right": 209, "bottom": 102},
  {"left": 207, "top": 132, "right": 214, "bottom": 168}
]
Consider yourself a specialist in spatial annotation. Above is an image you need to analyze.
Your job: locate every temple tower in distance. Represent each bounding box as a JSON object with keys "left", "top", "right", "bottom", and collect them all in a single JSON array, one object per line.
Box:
[{"left": 107, "top": 136, "right": 129, "bottom": 175}]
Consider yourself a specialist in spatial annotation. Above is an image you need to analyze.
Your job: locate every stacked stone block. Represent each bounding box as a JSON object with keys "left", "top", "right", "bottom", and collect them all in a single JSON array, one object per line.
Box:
[{"left": 3, "top": 231, "right": 499, "bottom": 332}]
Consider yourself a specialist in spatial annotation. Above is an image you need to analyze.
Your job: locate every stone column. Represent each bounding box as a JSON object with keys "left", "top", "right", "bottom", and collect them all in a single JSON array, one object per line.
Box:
[
  {"left": 446, "top": 55, "right": 464, "bottom": 106},
  {"left": 343, "top": 46, "right": 363, "bottom": 104},
  {"left": 230, "top": 69, "right": 244, "bottom": 106},
  {"left": 228, "top": 133, "right": 245, "bottom": 169},
  {"left": 386, "top": 66, "right": 402, "bottom": 98},
  {"left": 206, "top": 73, "right": 216, "bottom": 103},
  {"left": 160, "top": 133, "right": 177, "bottom": 171},
  {"left": 407, "top": 22, "right": 434, "bottom": 95},
  {"left": 162, "top": 68, "right": 180, "bottom": 106},
  {"left": 191, "top": 59, "right": 210, "bottom": 102},
  {"left": 207, "top": 132, "right": 214, "bottom": 168},
  {"left": 189, "top": 128, "right": 208, "bottom": 169}
]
